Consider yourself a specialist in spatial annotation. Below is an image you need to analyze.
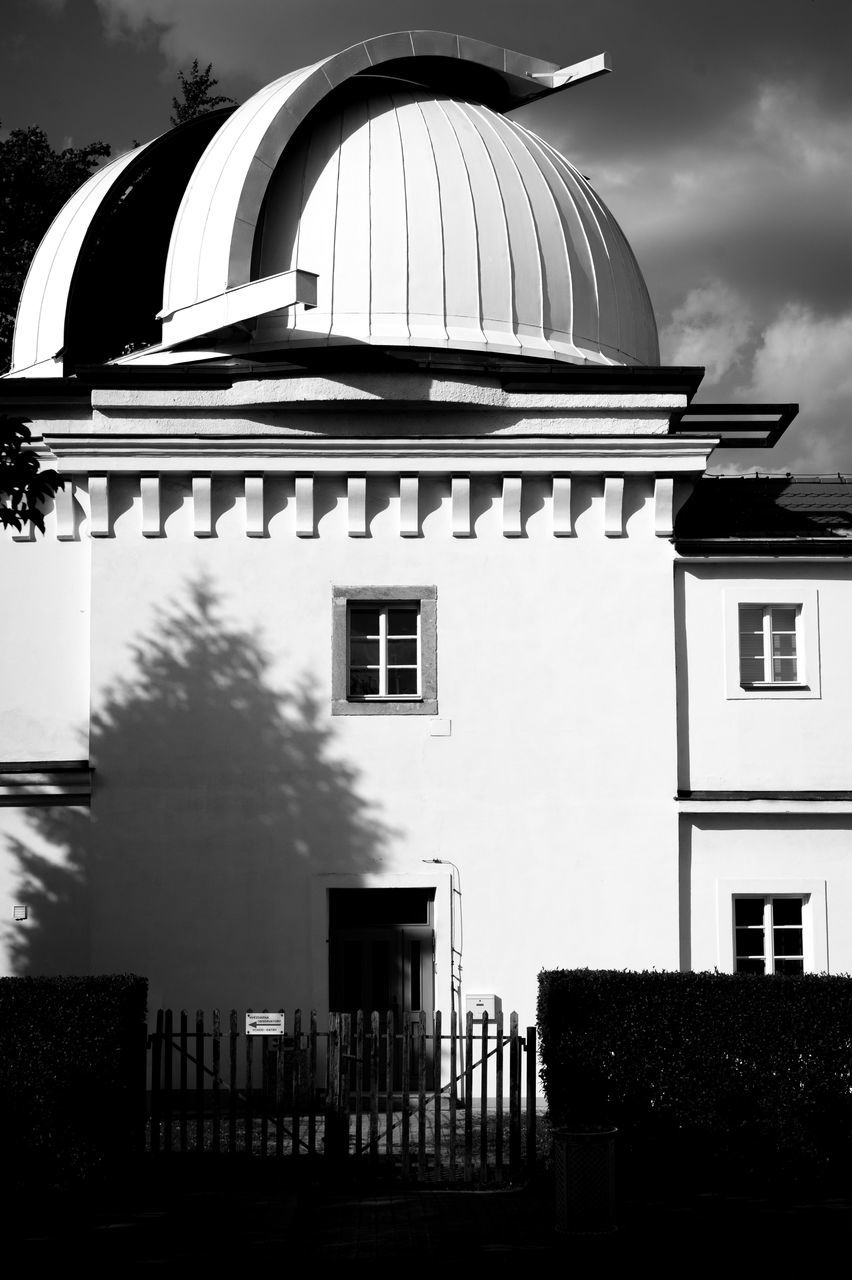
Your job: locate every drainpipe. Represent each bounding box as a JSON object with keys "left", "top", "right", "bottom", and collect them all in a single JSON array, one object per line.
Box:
[{"left": 423, "top": 858, "right": 464, "bottom": 1103}]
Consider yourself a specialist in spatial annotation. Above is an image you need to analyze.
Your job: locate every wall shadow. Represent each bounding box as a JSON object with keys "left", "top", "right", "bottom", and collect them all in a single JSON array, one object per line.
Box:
[{"left": 7, "top": 580, "right": 392, "bottom": 1011}]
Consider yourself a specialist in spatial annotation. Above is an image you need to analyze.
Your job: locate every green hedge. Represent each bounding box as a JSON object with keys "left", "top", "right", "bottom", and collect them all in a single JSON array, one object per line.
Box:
[
  {"left": 0, "top": 974, "right": 147, "bottom": 1187},
  {"left": 538, "top": 969, "right": 852, "bottom": 1193}
]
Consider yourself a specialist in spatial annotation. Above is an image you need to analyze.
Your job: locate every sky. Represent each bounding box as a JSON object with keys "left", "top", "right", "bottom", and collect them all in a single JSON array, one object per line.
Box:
[{"left": 2, "top": 0, "right": 851, "bottom": 473}]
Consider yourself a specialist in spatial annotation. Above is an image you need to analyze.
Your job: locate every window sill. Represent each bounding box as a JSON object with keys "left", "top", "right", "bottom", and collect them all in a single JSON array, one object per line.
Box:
[
  {"left": 729, "top": 678, "right": 820, "bottom": 701},
  {"left": 332, "top": 698, "right": 438, "bottom": 717},
  {"left": 740, "top": 682, "right": 810, "bottom": 691}
]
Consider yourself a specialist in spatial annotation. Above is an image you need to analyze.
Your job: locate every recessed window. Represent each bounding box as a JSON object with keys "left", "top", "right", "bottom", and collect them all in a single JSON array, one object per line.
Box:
[
  {"left": 738, "top": 604, "right": 800, "bottom": 686},
  {"left": 349, "top": 604, "right": 420, "bottom": 698},
  {"left": 724, "top": 586, "right": 820, "bottom": 699},
  {"left": 734, "top": 896, "right": 805, "bottom": 975},
  {"left": 332, "top": 586, "right": 437, "bottom": 715}
]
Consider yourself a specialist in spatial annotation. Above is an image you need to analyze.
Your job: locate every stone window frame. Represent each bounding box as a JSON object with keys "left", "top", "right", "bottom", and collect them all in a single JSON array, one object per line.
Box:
[{"left": 332, "top": 585, "right": 437, "bottom": 716}]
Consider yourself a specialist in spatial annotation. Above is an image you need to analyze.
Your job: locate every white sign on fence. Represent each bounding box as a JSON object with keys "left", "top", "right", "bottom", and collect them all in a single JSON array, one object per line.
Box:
[{"left": 245, "top": 1011, "right": 285, "bottom": 1035}]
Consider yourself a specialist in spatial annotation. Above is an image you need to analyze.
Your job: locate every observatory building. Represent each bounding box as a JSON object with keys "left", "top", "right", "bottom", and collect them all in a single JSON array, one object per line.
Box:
[{"left": 2, "top": 32, "right": 851, "bottom": 1028}]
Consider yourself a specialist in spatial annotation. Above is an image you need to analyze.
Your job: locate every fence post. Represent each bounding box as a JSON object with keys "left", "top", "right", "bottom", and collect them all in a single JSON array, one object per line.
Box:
[
  {"left": 385, "top": 1010, "right": 395, "bottom": 1162},
  {"left": 449, "top": 1010, "right": 457, "bottom": 1181},
  {"left": 340, "top": 1013, "right": 352, "bottom": 1158},
  {"left": 195, "top": 1010, "right": 204, "bottom": 1154},
  {"left": 401, "top": 1011, "right": 411, "bottom": 1180},
  {"left": 212, "top": 1009, "right": 221, "bottom": 1155},
  {"left": 163, "top": 1009, "right": 173, "bottom": 1154},
  {"left": 259, "top": 1020, "right": 268, "bottom": 1158},
  {"left": 179, "top": 1010, "right": 188, "bottom": 1153},
  {"left": 464, "top": 1011, "right": 474, "bottom": 1184},
  {"left": 290, "top": 1009, "right": 301, "bottom": 1159},
  {"left": 495, "top": 1009, "right": 504, "bottom": 1185},
  {"left": 275, "top": 1013, "right": 285, "bottom": 1158},
  {"left": 135, "top": 1016, "right": 148, "bottom": 1160},
  {"left": 509, "top": 1012, "right": 521, "bottom": 1181},
  {"left": 433, "top": 1010, "right": 442, "bottom": 1179},
  {"left": 526, "top": 1025, "right": 537, "bottom": 1179},
  {"left": 355, "top": 1010, "right": 364, "bottom": 1159},
  {"left": 228, "top": 1010, "right": 238, "bottom": 1155},
  {"left": 308, "top": 1010, "right": 318, "bottom": 1158},
  {"left": 370, "top": 1011, "right": 380, "bottom": 1162},
  {"left": 418, "top": 1011, "right": 427, "bottom": 1176},
  {"left": 245, "top": 1020, "right": 254, "bottom": 1155},
  {"left": 150, "top": 1010, "right": 163, "bottom": 1156},
  {"left": 479, "top": 1012, "right": 489, "bottom": 1186},
  {"left": 326, "top": 1012, "right": 346, "bottom": 1161}
]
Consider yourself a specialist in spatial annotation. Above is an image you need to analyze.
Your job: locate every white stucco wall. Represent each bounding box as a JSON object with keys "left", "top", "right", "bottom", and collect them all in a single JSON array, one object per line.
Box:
[
  {"left": 677, "top": 562, "right": 852, "bottom": 790},
  {"left": 686, "top": 816, "right": 852, "bottom": 975},
  {"left": 1, "top": 464, "right": 684, "bottom": 1027},
  {"left": 0, "top": 533, "right": 90, "bottom": 761}
]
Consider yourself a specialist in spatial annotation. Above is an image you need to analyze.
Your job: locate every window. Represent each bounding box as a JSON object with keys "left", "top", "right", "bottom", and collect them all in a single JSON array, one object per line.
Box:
[
  {"left": 734, "top": 896, "right": 805, "bottom": 975},
  {"left": 349, "top": 604, "right": 420, "bottom": 698},
  {"left": 332, "top": 586, "right": 437, "bottom": 715},
  {"left": 738, "top": 604, "right": 799, "bottom": 685},
  {"left": 717, "top": 878, "right": 827, "bottom": 973},
  {"left": 724, "top": 585, "right": 820, "bottom": 699}
]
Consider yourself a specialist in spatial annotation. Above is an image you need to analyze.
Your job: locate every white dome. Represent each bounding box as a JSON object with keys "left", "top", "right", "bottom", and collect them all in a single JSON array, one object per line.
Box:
[
  {"left": 251, "top": 83, "right": 658, "bottom": 366},
  {"left": 7, "top": 31, "right": 659, "bottom": 376}
]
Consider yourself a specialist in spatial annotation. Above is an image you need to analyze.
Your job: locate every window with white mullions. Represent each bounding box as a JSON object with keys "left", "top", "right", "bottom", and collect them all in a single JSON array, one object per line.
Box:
[
  {"left": 734, "top": 896, "right": 805, "bottom": 975},
  {"left": 738, "top": 604, "right": 799, "bottom": 685},
  {"left": 348, "top": 604, "right": 420, "bottom": 699}
]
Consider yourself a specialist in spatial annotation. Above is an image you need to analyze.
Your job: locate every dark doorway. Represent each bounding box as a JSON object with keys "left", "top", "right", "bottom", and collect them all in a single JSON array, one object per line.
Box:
[{"left": 328, "top": 888, "right": 435, "bottom": 1019}]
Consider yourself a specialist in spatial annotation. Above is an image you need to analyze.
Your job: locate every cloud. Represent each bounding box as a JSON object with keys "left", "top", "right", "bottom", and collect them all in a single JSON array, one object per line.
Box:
[
  {"left": 659, "top": 284, "right": 753, "bottom": 382},
  {"left": 584, "top": 79, "right": 852, "bottom": 324},
  {"left": 93, "top": 0, "right": 398, "bottom": 79},
  {"left": 740, "top": 305, "right": 852, "bottom": 473},
  {"left": 709, "top": 305, "right": 852, "bottom": 475},
  {"left": 751, "top": 82, "right": 852, "bottom": 178},
  {"left": 91, "top": 0, "right": 852, "bottom": 122},
  {"left": 743, "top": 305, "right": 852, "bottom": 414}
]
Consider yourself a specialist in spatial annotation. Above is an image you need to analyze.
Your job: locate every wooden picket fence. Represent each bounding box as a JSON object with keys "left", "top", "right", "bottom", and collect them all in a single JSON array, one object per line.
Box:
[{"left": 147, "top": 1009, "right": 540, "bottom": 1184}]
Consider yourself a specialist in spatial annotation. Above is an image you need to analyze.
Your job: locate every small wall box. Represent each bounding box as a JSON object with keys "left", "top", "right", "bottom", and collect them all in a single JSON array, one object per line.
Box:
[{"left": 466, "top": 994, "right": 502, "bottom": 1023}]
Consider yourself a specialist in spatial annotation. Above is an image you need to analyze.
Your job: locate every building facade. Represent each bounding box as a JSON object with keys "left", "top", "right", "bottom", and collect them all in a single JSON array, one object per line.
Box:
[{"left": 2, "top": 32, "right": 849, "bottom": 1029}]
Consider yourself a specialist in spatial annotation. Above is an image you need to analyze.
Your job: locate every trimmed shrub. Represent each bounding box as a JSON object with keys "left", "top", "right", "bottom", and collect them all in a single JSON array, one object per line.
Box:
[
  {"left": 0, "top": 974, "right": 147, "bottom": 1188},
  {"left": 538, "top": 969, "right": 852, "bottom": 1194}
]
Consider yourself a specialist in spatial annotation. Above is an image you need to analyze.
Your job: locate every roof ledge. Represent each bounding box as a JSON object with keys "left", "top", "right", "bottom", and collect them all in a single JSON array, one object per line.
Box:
[{"left": 670, "top": 403, "right": 798, "bottom": 448}]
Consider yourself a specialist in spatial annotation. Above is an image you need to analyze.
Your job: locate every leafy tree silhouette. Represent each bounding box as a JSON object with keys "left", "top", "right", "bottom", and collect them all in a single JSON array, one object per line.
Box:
[
  {"left": 7, "top": 581, "right": 390, "bottom": 1010},
  {"left": 171, "top": 60, "right": 236, "bottom": 126}
]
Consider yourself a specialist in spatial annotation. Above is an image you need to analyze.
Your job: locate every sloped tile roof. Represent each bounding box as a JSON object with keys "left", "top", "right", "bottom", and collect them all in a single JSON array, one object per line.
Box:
[{"left": 675, "top": 476, "right": 852, "bottom": 549}]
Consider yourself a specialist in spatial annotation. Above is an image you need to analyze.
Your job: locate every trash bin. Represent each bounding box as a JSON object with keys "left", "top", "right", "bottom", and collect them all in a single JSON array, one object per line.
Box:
[{"left": 552, "top": 1127, "right": 618, "bottom": 1234}]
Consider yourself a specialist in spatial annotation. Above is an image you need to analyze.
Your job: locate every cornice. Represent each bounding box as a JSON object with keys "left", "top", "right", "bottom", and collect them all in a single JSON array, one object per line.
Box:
[{"left": 41, "top": 434, "right": 717, "bottom": 476}]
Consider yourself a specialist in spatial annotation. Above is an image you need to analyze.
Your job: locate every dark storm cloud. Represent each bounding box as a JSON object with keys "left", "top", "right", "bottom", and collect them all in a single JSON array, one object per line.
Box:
[
  {"left": 14, "top": 0, "right": 852, "bottom": 472},
  {"left": 93, "top": 0, "right": 852, "bottom": 107},
  {"left": 627, "top": 151, "right": 852, "bottom": 320},
  {"left": 92, "top": 1, "right": 852, "bottom": 148},
  {"left": 526, "top": 0, "right": 852, "bottom": 154}
]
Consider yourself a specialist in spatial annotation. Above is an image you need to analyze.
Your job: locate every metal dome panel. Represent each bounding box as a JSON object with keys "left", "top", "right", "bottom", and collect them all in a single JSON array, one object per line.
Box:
[
  {"left": 160, "top": 32, "right": 564, "bottom": 327},
  {"left": 6, "top": 31, "right": 658, "bottom": 377},
  {"left": 9, "top": 146, "right": 148, "bottom": 376},
  {"left": 251, "top": 86, "right": 659, "bottom": 366}
]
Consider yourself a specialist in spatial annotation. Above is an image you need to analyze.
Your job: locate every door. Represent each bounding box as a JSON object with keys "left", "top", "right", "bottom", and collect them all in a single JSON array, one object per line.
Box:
[
  {"left": 328, "top": 888, "right": 436, "bottom": 1091},
  {"left": 328, "top": 888, "right": 435, "bottom": 1019}
]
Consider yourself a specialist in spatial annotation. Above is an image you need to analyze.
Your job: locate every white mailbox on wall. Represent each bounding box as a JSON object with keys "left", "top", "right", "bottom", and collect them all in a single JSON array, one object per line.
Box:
[{"left": 466, "top": 993, "right": 502, "bottom": 1023}]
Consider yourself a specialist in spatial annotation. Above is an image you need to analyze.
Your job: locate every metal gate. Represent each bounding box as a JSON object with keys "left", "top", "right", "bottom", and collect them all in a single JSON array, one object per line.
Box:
[{"left": 147, "top": 1008, "right": 540, "bottom": 1184}]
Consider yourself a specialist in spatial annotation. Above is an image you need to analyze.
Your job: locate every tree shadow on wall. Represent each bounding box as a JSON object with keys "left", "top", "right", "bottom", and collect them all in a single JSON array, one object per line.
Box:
[{"left": 7, "top": 581, "right": 391, "bottom": 1010}]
